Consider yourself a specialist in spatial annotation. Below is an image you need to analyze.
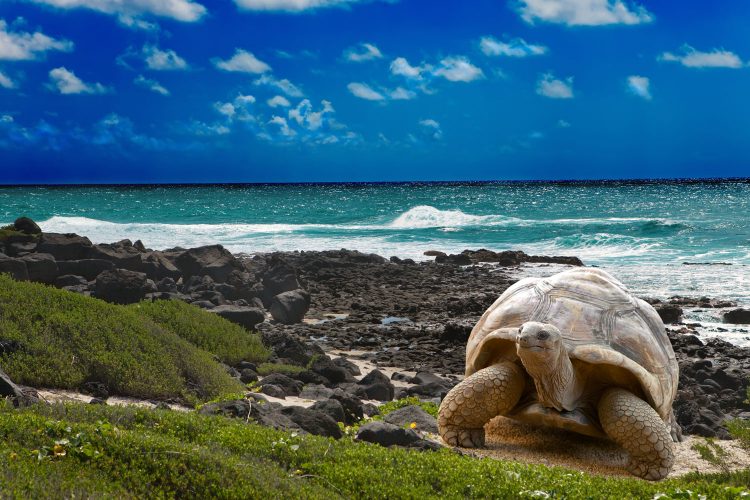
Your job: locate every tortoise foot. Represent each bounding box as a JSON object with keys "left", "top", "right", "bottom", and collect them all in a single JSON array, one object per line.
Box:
[{"left": 440, "top": 425, "right": 485, "bottom": 448}]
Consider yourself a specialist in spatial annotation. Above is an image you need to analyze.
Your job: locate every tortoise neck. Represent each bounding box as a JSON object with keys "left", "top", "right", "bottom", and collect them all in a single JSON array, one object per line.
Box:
[{"left": 520, "top": 349, "right": 581, "bottom": 412}]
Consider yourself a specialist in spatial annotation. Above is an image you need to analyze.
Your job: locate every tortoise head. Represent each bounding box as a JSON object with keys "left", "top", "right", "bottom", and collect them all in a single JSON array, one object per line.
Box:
[{"left": 516, "top": 322, "right": 565, "bottom": 372}]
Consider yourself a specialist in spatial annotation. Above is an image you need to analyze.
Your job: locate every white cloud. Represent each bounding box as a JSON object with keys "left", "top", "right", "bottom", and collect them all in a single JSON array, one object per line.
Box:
[
  {"left": 134, "top": 74, "right": 169, "bottom": 95},
  {"left": 389, "top": 87, "right": 416, "bottom": 100},
  {"left": 418, "top": 118, "right": 442, "bottom": 140},
  {"left": 215, "top": 94, "right": 256, "bottom": 122},
  {"left": 516, "top": 0, "right": 653, "bottom": 26},
  {"left": 143, "top": 45, "right": 188, "bottom": 70},
  {"left": 658, "top": 45, "right": 744, "bottom": 69},
  {"left": 433, "top": 56, "right": 484, "bottom": 82},
  {"left": 390, "top": 57, "right": 426, "bottom": 79},
  {"left": 0, "top": 19, "right": 73, "bottom": 61},
  {"left": 48, "top": 67, "right": 109, "bottom": 94},
  {"left": 626, "top": 75, "right": 651, "bottom": 100},
  {"left": 536, "top": 73, "right": 574, "bottom": 99},
  {"left": 269, "top": 115, "right": 295, "bottom": 137},
  {"left": 288, "top": 99, "right": 334, "bottom": 131},
  {"left": 233, "top": 0, "right": 370, "bottom": 13},
  {"left": 557, "top": 119, "right": 571, "bottom": 128},
  {"left": 480, "top": 36, "right": 547, "bottom": 57},
  {"left": 0, "top": 70, "right": 16, "bottom": 89},
  {"left": 268, "top": 95, "right": 291, "bottom": 107},
  {"left": 27, "top": 0, "right": 207, "bottom": 23},
  {"left": 214, "top": 49, "right": 271, "bottom": 74},
  {"left": 253, "top": 74, "right": 304, "bottom": 97},
  {"left": 347, "top": 82, "right": 385, "bottom": 101},
  {"left": 344, "top": 42, "right": 382, "bottom": 62}
]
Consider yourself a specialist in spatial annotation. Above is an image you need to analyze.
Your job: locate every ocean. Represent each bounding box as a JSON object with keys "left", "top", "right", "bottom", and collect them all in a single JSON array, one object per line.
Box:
[{"left": 2, "top": 181, "right": 749, "bottom": 345}]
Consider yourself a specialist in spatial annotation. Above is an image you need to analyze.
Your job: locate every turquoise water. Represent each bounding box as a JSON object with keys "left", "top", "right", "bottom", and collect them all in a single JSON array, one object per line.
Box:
[{"left": 2, "top": 181, "right": 749, "bottom": 312}]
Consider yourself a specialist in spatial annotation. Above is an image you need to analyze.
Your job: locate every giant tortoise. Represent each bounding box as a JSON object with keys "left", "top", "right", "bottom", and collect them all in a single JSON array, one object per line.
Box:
[{"left": 437, "top": 267, "right": 680, "bottom": 480}]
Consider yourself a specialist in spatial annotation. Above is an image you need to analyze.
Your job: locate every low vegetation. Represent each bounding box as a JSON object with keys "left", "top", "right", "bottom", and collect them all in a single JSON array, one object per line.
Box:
[
  {"left": 130, "top": 299, "right": 269, "bottom": 365},
  {"left": 256, "top": 362, "right": 305, "bottom": 376},
  {"left": 0, "top": 402, "right": 747, "bottom": 499},
  {"left": 0, "top": 275, "right": 252, "bottom": 403}
]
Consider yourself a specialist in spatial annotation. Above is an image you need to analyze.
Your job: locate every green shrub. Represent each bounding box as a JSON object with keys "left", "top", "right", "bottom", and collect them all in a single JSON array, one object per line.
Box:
[
  {"left": 130, "top": 300, "right": 269, "bottom": 365},
  {"left": 257, "top": 363, "right": 305, "bottom": 376},
  {"left": 378, "top": 397, "right": 439, "bottom": 418},
  {"left": 0, "top": 275, "right": 243, "bottom": 403},
  {"left": 0, "top": 402, "right": 747, "bottom": 499}
]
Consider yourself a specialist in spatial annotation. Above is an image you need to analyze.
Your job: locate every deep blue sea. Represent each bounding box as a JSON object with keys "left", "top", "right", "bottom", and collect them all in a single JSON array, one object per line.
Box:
[{"left": 2, "top": 181, "right": 749, "bottom": 343}]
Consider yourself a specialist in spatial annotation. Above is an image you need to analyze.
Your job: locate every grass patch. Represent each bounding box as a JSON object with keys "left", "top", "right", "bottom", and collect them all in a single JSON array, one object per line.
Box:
[
  {"left": 691, "top": 438, "right": 730, "bottom": 473},
  {"left": 0, "top": 275, "right": 244, "bottom": 403},
  {"left": 0, "top": 402, "right": 747, "bottom": 499},
  {"left": 130, "top": 300, "right": 269, "bottom": 365},
  {"left": 257, "top": 363, "right": 305, "bottom": 376},
  {"left": 378, "top": 397, "right": 439, "bottom": 418},
  {"left": 728, "top": 419, "right": 750, "bottom": 451}
]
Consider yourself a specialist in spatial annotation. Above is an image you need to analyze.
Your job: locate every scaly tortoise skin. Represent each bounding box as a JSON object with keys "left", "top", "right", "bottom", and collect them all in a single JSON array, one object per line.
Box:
[{"left": 438, "top": 267, "right": 680, "bottom": 480}]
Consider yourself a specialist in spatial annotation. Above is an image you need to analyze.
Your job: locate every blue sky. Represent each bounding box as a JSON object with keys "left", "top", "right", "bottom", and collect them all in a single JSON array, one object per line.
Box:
[{"left": 0, "top": 0, "right": 749, "bottom": 183}]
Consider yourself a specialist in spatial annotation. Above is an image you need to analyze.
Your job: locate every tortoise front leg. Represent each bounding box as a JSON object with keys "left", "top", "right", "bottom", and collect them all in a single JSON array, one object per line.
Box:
[
  {"left": 598, "top": 388, "right": 675, "bottom": 480},
  {"left": 438, "top": 361, "right": 524, "bottom": 448}
]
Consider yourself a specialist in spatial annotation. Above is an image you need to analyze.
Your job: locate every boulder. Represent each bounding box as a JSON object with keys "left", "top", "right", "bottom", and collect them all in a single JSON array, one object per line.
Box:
[
  {"left": 37, "top": 233, "right": 93, "bottom": 261},
  {"left": 94, "top": 269, "right": 149, "bottom": 305},
  {"left": 55, "top": 274, "right": 88, "bottom": 288},
  {"left": 211, "top": 305, "right": 265, "bottom": 330},
  {"left": 139, "top": 252, "right": 181, "bottom": 281},
  {"left": 19, "top": 253, "right": 58, "bottom": 284},
  {"left": 655, "top": 304, "right": 683, "bottom": 324},
  {"left": 310, "top": 399, "right": 346, "bottom": 424},
  {"left": 261, "top": 259, "right": 301, "bottom": 305},
  {"left": 309, "top": 355, "right": 351, "bottom": 385},
  {"left": 279, "top": 406, "right": 342, "bottom": 438},
  {"left": 239, "top": 369, "right": 259, "bottom": 384},
  {"left": 357, "top": 370, "right": 395, "bottom": 401},
  {"left": 89, "top": 242, "right": 142, "bottom": 269},
  {"left": 383, "top": 405, "right": 438, "bottom": 434},
  {"left": 330, "top": 392, "right": 365, "bottom": 425},
  {"left": 355, "top": 421, "right": 421, "bottom": 447},
  {"left": 410, "top": 372, "right": 447, "bottom": 386},
  {"left": 0, "top": 232, "right": 38, "bottom": 256},
  {"left": 332, "top": 356, "right": 361, "bottom": 377},
  {"left": 0, "top": 257, "right": 28, "bottom": 281},
  {"left": 57, "top": 259, "right": 115, "bottom": 281},
  {"left": 404, "top": 382, "right": 449, "bottom": 400},
  {"left": 260, "top": 384, "right": 287, "bottom": 399},
  {"left": 299, "top": 384, "right": 335, "bottom": 401},
  {"left": 13, "top": 216, "right": 41, "bottom": 235},
  {"left": 260, "top": 373, "right": 303, "bottom": 396},
  {"left": 723, "top": 308, "right": 750, "bottom": 324},
  {"left": 270, "top": 289, "right": 311, "bottom": 325},
  {"left": 176, "top": 245, "right": 239, "bottom": 282}
]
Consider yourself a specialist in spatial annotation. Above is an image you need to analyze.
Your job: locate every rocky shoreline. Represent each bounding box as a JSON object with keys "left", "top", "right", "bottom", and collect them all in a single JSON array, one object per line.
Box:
[{"left": 1, "top": 217, "right": 748, "bottom": 442}]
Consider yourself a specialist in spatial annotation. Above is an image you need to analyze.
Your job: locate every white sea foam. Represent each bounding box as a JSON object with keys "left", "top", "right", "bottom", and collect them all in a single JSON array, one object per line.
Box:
[{"left": 388, "top": 205, "right": 519, "bottom": 228}]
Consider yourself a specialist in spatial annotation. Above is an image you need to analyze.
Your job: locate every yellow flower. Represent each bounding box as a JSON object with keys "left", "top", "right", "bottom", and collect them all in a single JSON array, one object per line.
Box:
[
  {"left": 53, "top": 444, "right": 67, "bottom": 457},
  {"left": 8, "top": 452, "right": 17, "bottom": 461},
  {"left": 409, "top": 422, "right": 417, "bottom": 429}
]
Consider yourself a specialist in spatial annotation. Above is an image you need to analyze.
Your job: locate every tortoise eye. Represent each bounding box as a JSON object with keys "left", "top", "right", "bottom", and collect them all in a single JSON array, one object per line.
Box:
[{"left": 536, "top": 330, "right": 550, "bottom": 340}]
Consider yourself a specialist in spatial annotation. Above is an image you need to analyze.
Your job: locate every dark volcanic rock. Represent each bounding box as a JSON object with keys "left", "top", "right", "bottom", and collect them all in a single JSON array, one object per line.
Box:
[
  {"left": 19, "top": 253, "right": 58, "bottom": 284},
  {"left": 655, "top": 303, "right": 683, "bottom": 324},
  {"left": 270, "top": 289, "right": 311, "bottom": 324},
  {"left": 94, "top": 268, "right": 148, "bottom": 304},
  {"left": 139, "top": 252, "right": 181, "bottom": 281},
  {"left": 55, "top": 274, "right": 88, "bottom": 288},
  {"left": 176, "top": 245, "right": 239, "bottom": 282},
  {"left": 279, "top": 406, "right": 342, "bottom": 438},
  {"left": 357, "top": 370, "right": 395, "bottom": 401},
  {"left": 89, "top": 242, "right": 142, "bottom": 269},
  {"left": 37, "top": 233, "right": 93, "bottom": 261},
  {"left": 309, "top": 355, "right": 351, "bottom": 385},
  {"left": 211, "top": 305, "right": 265, "bottom": 330},
  {"left": 13, "top": 217, "right": 41, "bottom": 235},
  {"left": 261, "top": 259, "right": 302, "bottom": 305},
  {"left": 0, "top": 256, "right": 28, "bottom": 281},
  {"left": 355, "top": 421, "right": 421, "bottom": 447},
  {"left": 260, "top": 373, "right": 303, "bottom": 397},
  {"left": 723, "top": 308, "right": 750, "bottom": 324},
  {"left": 311, "top": 399, "right": 347, "bottom": 424},
  {"left": 260, "top": 384, "right": 287, "bottom": 399},
  {"left": 58, "top": 259, "right": 115, "bottom": 281},
  {"left": 383, "top": 405, "right": 438, "bottom": 434},
  {"left": 442, "top": 249, "right": 584, "bottom": 267}
]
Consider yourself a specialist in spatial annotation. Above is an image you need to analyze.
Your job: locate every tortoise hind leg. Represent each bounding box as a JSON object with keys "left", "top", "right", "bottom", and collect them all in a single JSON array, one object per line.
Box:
[
  {"left": 438, "top": 362, "right": 524, "bottom": 448},
  {"left": 598, "top": 388, "right": 674, "bottom": 480}
]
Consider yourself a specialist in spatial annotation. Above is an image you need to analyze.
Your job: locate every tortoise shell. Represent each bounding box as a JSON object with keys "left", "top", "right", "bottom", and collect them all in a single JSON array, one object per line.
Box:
[{"left": 466, "top": 267, "right": 678, "bottom": 420}]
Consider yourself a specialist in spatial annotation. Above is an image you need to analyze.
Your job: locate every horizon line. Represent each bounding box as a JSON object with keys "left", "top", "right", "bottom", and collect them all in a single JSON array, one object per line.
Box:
[{"left": 1, "top": 176, "right": 750, "bottom": 188}]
